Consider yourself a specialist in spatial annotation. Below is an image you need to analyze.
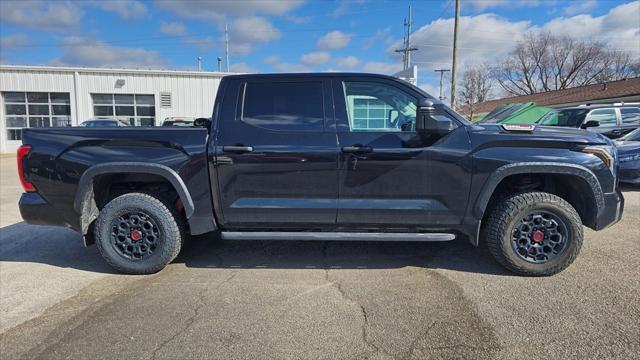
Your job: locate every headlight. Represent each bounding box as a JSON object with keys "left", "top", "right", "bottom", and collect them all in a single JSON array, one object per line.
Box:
[{"left": 580, "top": 145, "right": 616, "bottom": 174}]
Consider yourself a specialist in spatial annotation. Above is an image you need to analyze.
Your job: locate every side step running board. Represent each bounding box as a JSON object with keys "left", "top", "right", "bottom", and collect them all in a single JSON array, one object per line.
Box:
[{"left": 220, "top": 232, "right": 455, "bottom": 242}]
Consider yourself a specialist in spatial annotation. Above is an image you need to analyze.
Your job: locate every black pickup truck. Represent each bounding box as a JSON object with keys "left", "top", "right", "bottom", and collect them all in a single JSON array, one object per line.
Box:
[{"left": 18, "top": 73, "right": 624, "bottom": 276}]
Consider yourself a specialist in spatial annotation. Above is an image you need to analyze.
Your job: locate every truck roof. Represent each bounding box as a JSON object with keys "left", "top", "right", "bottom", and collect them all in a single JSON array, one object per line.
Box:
[{"left": 224, "top": 72, "right": 404, "bottom": 81}]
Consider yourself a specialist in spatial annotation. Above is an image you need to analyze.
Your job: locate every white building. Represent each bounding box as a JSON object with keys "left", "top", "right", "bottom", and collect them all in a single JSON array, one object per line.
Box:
[{"left": 0, "top": 65, "right": 231, "bottom": 153}]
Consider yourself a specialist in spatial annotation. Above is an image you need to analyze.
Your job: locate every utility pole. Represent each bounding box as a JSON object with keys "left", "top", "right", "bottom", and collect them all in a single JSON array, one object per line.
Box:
[
  {"left": 225, "top": 24, "right": 230, "bottom": 72},
  {"left": 450, "top": 0, "right": 460, "bottom": 109},
  {"left": 434, "top": 69, "right": 450, "bottom": 101},
  {"left": 394, "top": 4, "right": 418, "bottom": 70}
]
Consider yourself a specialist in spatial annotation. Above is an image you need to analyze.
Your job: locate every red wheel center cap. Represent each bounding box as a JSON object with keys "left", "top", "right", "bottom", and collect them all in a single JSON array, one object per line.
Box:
[
  {"left": 531, "top": 230, "right": 544, "bottom": 244},
  {"left": 130, "top": 230, "right": 143, "bottom": 241}
]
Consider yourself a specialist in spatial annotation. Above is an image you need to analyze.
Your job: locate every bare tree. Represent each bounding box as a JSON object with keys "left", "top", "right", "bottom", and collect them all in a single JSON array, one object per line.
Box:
[
  {"left": 492, "top": 32, "right": 639, "bottom": 96},
  {"left": 457, "top": 64, "right": 493, "bottom": 120}
]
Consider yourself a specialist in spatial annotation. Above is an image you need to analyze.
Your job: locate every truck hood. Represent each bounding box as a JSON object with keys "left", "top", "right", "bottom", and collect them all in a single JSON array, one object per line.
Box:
[{"left": 467, "top": 123, "right": 611, "bottom": 148}]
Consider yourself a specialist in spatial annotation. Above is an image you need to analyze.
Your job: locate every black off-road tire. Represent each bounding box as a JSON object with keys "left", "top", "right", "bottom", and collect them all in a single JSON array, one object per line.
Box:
[
  {"left": 95, "top": 192, "right": 185, "bottom": 274},
  {"left": 483, "top": 191, "right": 583, "bottom": 276}
]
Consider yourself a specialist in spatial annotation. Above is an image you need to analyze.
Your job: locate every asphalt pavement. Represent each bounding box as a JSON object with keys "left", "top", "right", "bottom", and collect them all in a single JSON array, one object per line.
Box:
[{"left": 0, "top": 155, "right": 638, "bottom": 359}]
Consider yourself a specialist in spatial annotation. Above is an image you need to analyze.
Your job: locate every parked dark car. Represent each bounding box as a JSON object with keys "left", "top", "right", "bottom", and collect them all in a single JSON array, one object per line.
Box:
[
  {"left": 79, "top": 118, "right": 130, "bottom": 127},
  {"left": 537, "top": 104, "right": 640, "bottom": 139},
  {"left": 615, "top": 128, "right": 640, "bottom": 185},
  {"left": 17, "top": 73, "right": 624, "bottom": 276},
  {"left": 161, "top": 117, "right": 195, "bottom": 127}
]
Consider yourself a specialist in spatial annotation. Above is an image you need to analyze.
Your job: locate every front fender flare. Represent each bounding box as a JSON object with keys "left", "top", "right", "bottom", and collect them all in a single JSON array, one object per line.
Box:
[{"left": 473, "top": 162, "right": 604, "bottom": 220}]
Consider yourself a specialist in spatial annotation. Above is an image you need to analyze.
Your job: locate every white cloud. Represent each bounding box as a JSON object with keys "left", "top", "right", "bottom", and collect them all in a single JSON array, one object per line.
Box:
[
  {"left": 271, "top": 62, "right": 312, "bottom": 72},
  {"left": 284, "top": 14, "right": 310, "bottom": 24},
  {"left": 264, "top": 55, "right": 280, "bottom": 65},
  {"left": 91, "top": 0, "right": 148, "bottom": 20},
  {"left": 336, "top": 56, "right": 361, "bottom": 68},
  {"left": 542, "top": 1, "right": 640, "bottom": 56},
  {"left": 0, "top": 0, "right": 83, "bottom": 31},
  {"left": 230, "top": 62, "right": 259, "bottom": 73},
  {"left": 183, "top": 36, "right": 218, "bottom": 51},
  {"left": 317, "top": 30, "right": 352, "bottom": 50},
  {"left": 363, "top": 27, "right": 393, "bottom": 50},
  {"left": 51, "top": 37, "right": 166, "bottom": 69},
  {"left": 231, "top": 16, "right": 281, "bottom": 43},
  {"left": 394, "top": 14, "right": 531, "bottom": 69},
  {"left": 160, "top": 22, "right": 187, "bottom": 36},
  {"left": 301, "top": 51, "right": 331, "bottom": 66},
  {"left": 391, "top": 1, "right": 639, "bottom": 89},
  {"left": 419, "top": 83, "right": 443, "bottom": 99},
  {"left": 0, "top": 33, "right": 29, "bottom": 48},
  {"left": 467, "top": 0, "right": 543, "bottom": 11},
  {"left": 155, "top": 0, "right": 304, "bottom": 21},
  {"left": 218, "top": 16, "right": 282, "bottom": 56},
  {"left": 231, "top": 43, "right": 254, "bottom": 56},
  {"left": 563, "top": 0, "right": 598, "bottom": 15},
  {"left": 333, "top": 0, "right": 367, "bottom": 17},
  {"left": 362, "top": 61, "right": 402, "bottom": 74}
]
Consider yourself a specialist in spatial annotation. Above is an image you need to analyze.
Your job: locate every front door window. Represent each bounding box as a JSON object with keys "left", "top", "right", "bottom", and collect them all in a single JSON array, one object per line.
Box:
[{"left": 343, "top": 82, "right": 417, "bottom": 132}]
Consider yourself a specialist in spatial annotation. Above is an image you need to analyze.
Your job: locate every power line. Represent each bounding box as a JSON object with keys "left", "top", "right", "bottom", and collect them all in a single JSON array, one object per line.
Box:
[
  {"left": 450, "top": 0, "right": 460, "bottom": 109},
  {"left": 434, "top": 69, "right": 450, "bottom": 100},
  {"left": 394, "top": 4, "right": 418, "bottom": 70}
]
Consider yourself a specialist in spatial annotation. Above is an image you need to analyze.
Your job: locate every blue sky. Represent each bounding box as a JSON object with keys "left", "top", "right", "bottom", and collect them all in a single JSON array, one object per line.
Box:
[{"left": 1, "top": 0, "right": 638, "bottom": 96}]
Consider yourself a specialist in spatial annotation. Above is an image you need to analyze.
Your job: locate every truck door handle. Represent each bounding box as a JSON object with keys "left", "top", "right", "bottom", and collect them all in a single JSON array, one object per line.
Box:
[
  {"left": 223, "top": 145, "right": 254, "bottom": 153},
  {"left": 342, "top": 145, "right": 373, "bottom": 153}
]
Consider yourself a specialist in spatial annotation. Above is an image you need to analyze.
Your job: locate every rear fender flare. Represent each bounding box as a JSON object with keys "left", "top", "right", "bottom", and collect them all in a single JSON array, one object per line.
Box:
[{"left": 74, "top": 162, "right": 195, "bottom": 234}]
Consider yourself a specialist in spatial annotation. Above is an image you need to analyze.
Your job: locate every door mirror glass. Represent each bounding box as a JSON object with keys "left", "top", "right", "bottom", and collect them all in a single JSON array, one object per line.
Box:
[
  {"left": 581, "top": 120, "right": 600, "bottom": 129},
  {"left": 416, "top": 99, "right": 455, "bottom": 134}
]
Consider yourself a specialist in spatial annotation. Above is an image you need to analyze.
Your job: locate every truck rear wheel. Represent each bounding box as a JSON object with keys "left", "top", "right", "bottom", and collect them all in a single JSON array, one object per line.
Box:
[
  {"left": 484, "top": 191, "right": 583, "bottom": 276},
  {"left": 95, "top": 192, "right": 184, "bottom": 274}
]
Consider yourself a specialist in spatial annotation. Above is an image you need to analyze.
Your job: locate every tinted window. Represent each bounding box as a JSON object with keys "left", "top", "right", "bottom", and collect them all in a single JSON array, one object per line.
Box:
[
  {"left": 242, "top": 81, "right": 324, "bottom": 132},
  {"left": 621, "top": 128, "right": 640, "bottom": 141},
  {"left": 81, "top": 120, "right": 117, "bottom": 127},
  {"left": 540, "top": 109, "right": 588, "bottom": 127},
  {"left": 586, "top": 108, "right": 617, "bottom": 126},
  {"left": 344, "top": 82, "right": 416, "bottom": 132},
  {"left": 620, "top": 107, "right": 640, "bottom": 125}
]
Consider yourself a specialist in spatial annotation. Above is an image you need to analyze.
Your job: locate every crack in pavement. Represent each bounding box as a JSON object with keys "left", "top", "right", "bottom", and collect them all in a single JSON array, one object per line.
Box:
[
  {"left": 148, "top": 271, "right": 238, "bottom": 360},
  {"left": 321, "top": 241, "right": 393, "bottom": 358},
  {"left": 400, "top": 321, "right": 438, "bottom": 360}
]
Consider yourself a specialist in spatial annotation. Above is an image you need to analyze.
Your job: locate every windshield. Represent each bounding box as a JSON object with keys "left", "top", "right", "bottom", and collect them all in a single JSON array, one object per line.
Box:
[
  {"left": 539, "top": 109, "right": 588, "bottom": 127},
  {"left": 162, "top": 121, "right": 194, "bottom": 127},
  {"left": 80, "top": 120, "right": 118, "bottom": 127},
  {"left": 620, "top": 128, "right": 640, "bottom": 141},
  {"left": 480, "top": 103, "right": 529, "bottom": 123}
]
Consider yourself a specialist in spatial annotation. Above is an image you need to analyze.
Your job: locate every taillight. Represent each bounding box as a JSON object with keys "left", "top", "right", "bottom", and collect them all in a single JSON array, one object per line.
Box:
[{"left": 17, "top": 145, "right": 36, "bottom": 192}]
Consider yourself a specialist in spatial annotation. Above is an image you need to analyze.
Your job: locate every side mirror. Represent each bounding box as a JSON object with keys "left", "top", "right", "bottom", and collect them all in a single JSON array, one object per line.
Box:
[
  {"left": 581, "top": 120, "right": 600, "bottom": 129},
  {"left": 416, "top": 99, "right": 455, "bottom": 134},
  {"left": 194, "top": 117, "right": 212, "bottom": 128}
]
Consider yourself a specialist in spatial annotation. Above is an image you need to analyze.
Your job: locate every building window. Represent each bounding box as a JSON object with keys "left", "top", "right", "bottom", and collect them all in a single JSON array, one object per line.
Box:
[
  {"left": 91, "top": 94, "right": 155, "bottom": 126},
  {"left": 2, "top": 92, "right": 71, "bottom": 141}
]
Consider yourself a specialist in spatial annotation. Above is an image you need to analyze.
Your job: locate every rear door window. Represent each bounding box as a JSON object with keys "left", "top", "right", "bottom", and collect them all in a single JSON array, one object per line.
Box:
[
  {"left": 620, "top": 107, "right": 640, "bottom": 125},
  {"left": 586, "top": 108, "right": 617, "bottom": 126},
  {"left": 242, "top": 81, "right": 324, "bottom": 132}
]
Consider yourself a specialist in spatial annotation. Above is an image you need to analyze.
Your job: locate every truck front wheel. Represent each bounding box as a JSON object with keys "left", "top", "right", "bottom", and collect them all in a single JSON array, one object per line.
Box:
[
  {"left": 484, "top": 191, "right": 583, "bottom": 276},
  {"left": 95, "top": 192, "right": 184, "bottom": 274}
]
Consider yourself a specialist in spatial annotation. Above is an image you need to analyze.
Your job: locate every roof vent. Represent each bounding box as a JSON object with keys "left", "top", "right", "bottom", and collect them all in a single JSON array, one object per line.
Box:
[{"left": 160, "top": 92, "right": 172, "bottom": 108}]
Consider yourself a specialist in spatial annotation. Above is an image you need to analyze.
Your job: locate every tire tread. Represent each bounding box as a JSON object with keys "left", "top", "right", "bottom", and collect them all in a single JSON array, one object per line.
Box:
[{"left": 483, "top": 191, "right": 583, "bottom": 276}]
